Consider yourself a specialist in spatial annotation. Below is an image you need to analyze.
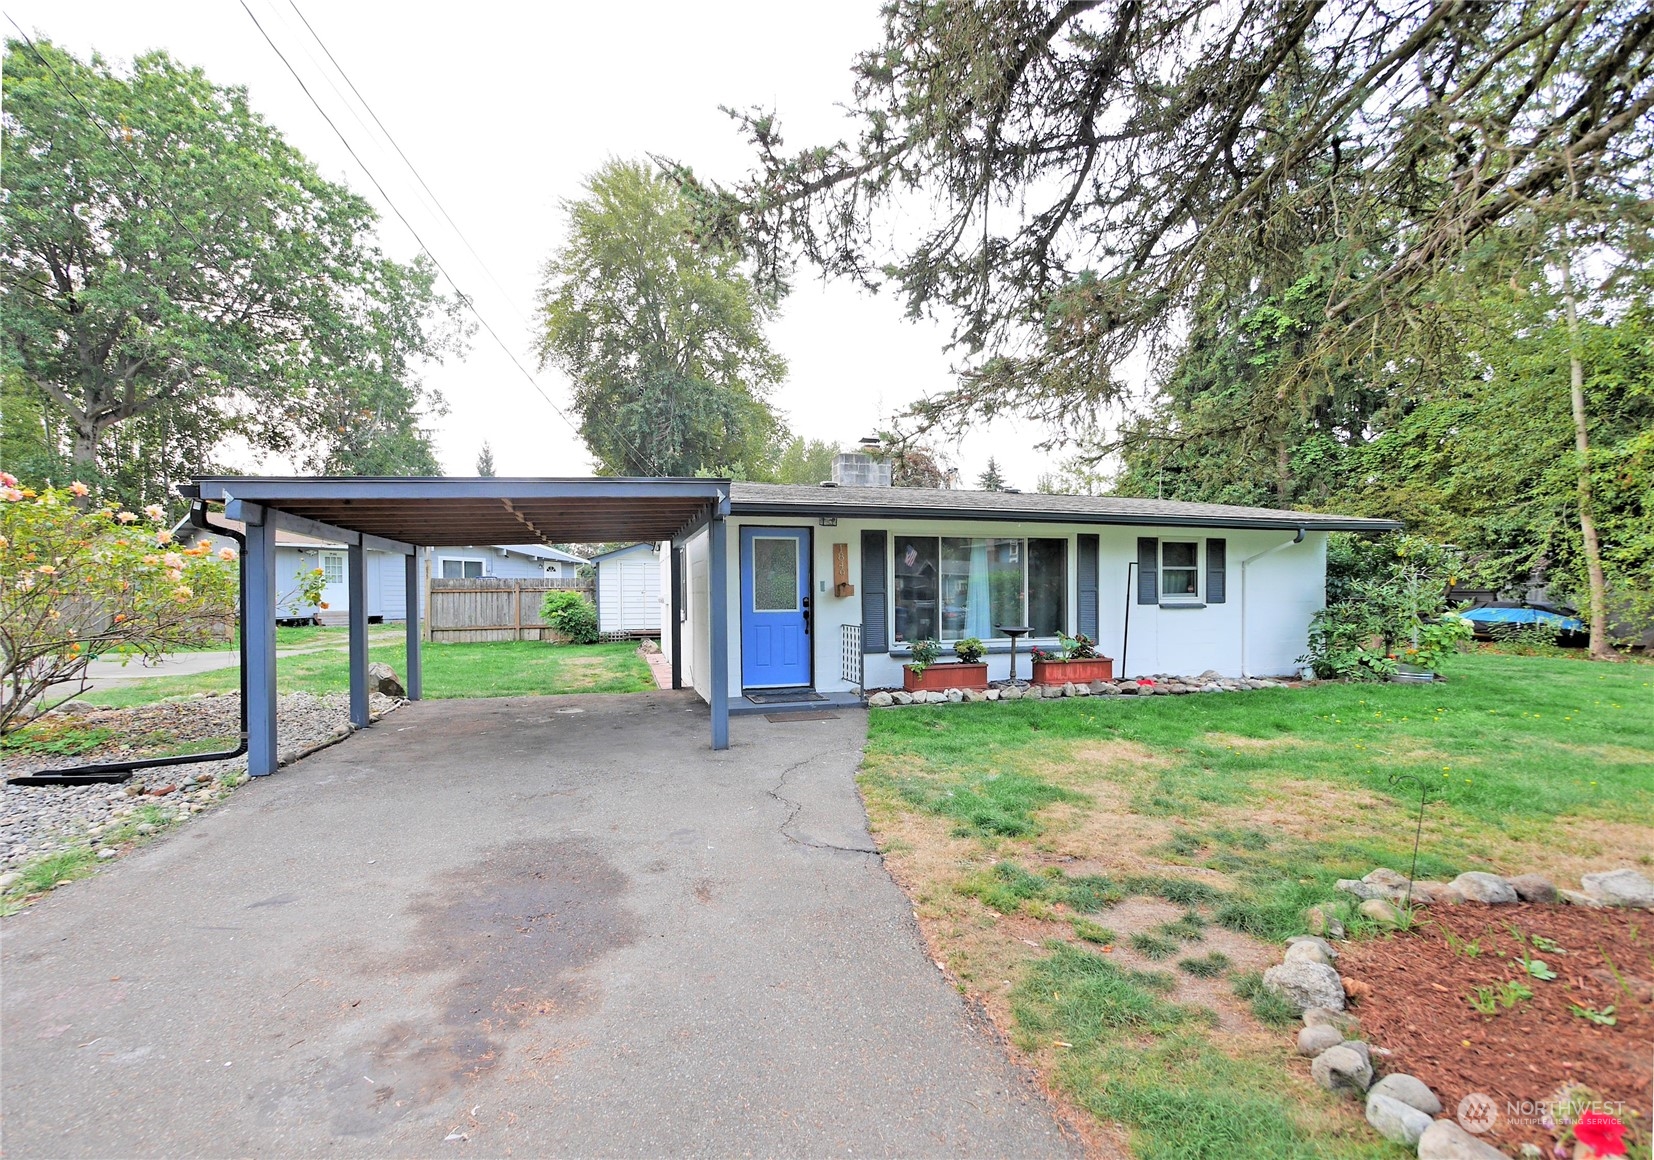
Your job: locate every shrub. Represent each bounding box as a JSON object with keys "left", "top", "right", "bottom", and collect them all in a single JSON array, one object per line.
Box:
[
  {"left": 908, "top": 638, "right": 941, "bottom": 674},
  {"left": 953, "top": 636, "right": 986, "bottom": 664},
  {"left": 0, "top": 476, "right": 238, "bottom": 733},
  {"left": 540, "top": 589, "right": 598, "bottom": 644},
  {"left": 1302, "top": 532, "right": 1469, "bottom": 680}
]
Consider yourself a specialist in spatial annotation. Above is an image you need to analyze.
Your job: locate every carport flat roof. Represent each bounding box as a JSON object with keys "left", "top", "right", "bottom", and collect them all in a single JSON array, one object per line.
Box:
[{"left": 182, "top": 476, "right": 730, "bottom": 546}]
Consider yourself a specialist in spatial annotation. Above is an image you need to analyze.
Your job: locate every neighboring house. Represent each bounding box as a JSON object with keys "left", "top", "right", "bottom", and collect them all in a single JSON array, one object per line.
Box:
[
  {"left": 661, "top": 455, "right": 1398, "bottom": 699},
  {"left": 431, "top": 543, "right": 585, "bottom": 581},
  {"left": 592, "top": 543, "right": 661, "bottom": 635},
  {"left": 179, "top": 515, "right": 586, "bottom": 624}
]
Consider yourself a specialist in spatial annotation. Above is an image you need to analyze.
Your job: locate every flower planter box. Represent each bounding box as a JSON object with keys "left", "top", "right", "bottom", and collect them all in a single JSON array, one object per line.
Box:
[
  {"left": 903, "top": 662, "right": 990, "bottom": 692},
  {"left": 1030, "top": 657, "right": 1114, "bottom": 685}
]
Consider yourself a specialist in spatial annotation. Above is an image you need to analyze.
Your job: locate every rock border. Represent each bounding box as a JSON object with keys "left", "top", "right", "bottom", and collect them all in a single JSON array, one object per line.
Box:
[
  {"left": 867, "top": 671, "right": 1292, "bottom": 707},
  {"left": 1264, "top": 863, "right": 1654, "bottom": 1159}
]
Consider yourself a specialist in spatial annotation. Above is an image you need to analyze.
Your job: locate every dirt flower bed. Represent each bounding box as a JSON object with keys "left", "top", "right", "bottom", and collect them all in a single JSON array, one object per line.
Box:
[{"left": 1338, "top": 902, "right": 1651, "bottom": 1156}]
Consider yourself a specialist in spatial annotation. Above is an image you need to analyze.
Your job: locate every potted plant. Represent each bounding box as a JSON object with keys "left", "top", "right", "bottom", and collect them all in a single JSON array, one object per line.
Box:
[
  {"left": 902, "top": 637, "right": 990, "bottom": 692},
  {"left": 1030, "top": 632, "right": 1115, "bottom": 684}
]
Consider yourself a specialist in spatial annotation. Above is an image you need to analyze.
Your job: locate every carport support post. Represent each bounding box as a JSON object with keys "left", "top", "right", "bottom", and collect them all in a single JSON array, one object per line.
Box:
[
  {"left": 708, "top": 515, "right": 729, "bottom": 750},
  {"left": 348, "top": 542, "right": 369, "bottom": 729},
  {"left": 243, "top": 514, "right": 279, "bottom": 777},
  {"left": 404, "top": 549, "right": 423, "bottom": 701},
  {"left": 669, "top": 545, "right": 683, "bottom": 690}
]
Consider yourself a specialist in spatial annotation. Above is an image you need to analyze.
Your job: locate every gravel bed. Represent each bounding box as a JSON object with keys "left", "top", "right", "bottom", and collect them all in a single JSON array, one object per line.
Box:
[{"left": 0, "top": 691, "right": 400, "bottom": 882}]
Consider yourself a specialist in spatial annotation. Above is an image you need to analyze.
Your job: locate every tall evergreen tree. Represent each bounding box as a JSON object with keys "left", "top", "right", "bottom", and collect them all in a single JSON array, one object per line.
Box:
[{"left": 476, "top": 441, "right": 497, "bottom": 477}]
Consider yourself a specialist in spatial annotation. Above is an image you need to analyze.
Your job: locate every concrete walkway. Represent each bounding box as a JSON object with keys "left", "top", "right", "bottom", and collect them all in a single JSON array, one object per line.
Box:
[{"left": 0, "top": 692, "right": 1077, "bottom": 1158}]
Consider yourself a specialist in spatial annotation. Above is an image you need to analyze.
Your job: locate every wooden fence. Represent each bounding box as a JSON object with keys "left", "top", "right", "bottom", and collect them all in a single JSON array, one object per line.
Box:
[{"left": 426, "top": 577, "right": 593, "bottom": 642}]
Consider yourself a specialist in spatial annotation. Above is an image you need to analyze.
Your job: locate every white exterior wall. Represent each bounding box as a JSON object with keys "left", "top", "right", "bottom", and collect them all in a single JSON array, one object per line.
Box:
[
  {"left": 596, "top": 545, "right": 662, "bottom": 633},
  {"left": 675, "top": 516, "right": 1328, "bottom": 704}
]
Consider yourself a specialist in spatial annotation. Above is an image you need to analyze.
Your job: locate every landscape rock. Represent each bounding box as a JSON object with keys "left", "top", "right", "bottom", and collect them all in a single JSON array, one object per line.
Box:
[
  {"left": 1000, "top": 685, "right": 1024, "bottom": 701},
  {"left": 1370, "top": 1073, "right": 1442, "bottom": 1115},
  {"left": 1262, "top": 961, "right": 1346, "bottom": 1012},
  {"left": 1116, "top": 682, "right": 1139, "bottom": 695},
  {"left": 1364, "top": 867, "right": 1411, "bottom": 890},
  {"left": 366, "top": 661, "right": 405, "bottom": 698},
  {"left": 963, "top": 688, "right": 988, "bottom": 702},
  {"left": 1580, "top": 867, "right": 1654, "bottom": 909},
  {"left": 1284, "top": 940, "right": 1334, "bottom": 967},
  {"left": 1558, "top": 888, "right": 1605, "bottom": 907},
  {"left": 1286, "top": 934, "right": 1339, "bottom": 960},
  {"left": 945, "top": 688, "right": 964, "bottom": 703},
  {"left": 1296, "top": 1024, "right": 1343, "bottom": 1057},
  {"left": 1089, "top": 680, "right": 1114, "bottom": 694},
  {"left": 1302, "top": 1006, "right": 1350, "bottom": 1030},
  {"left": 1358, "top": 898, "right": 1402, "bottom": 928},
  {"left": 1304, "top": 905, "right": 1346, "bottom": 939},
  {"left": 891, "top": 691, "right": 913, "bottom": 706},
  {"left": 1072, "top": 683, "right": 1091, "bottom": 697},
  {"left": 868, "top": 691, "right": 894, "bottom": 707},
  {"left": 985, "top": 689, "right": 1000, "bottom": 701},
  {"left": 1062, "top": 682, "right": 1076, "bottom": 697},
  {"left": 1336, "top": 878, "right": 1390, "bottom": 901},
  {"left": 1364, "top": 1093, "right": 1432, "bottom": 1147},
  {"left": 1309, "top": 1045, "right": 1372, "bottom": 1094},
  {"left": 1409, "top": 881, "right": 1467, "bottom": 905},
  {"left": 1417, "top": 1120, "right": 1508, "bottom": 1159},
  {"left": 1451, "top": 871, "right": 1518, "bottom": 904},
  {"left": 1338, "top": 1039, "right": 1372, "bottom": 1068},
  {"left": 1505, "top": 874, "right": 1558, "bottom": 903}
]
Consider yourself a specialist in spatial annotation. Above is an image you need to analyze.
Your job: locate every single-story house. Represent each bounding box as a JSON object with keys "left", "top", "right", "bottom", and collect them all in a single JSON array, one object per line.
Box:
[
  {"left": 181, "top": 472, "right": 1398, "bottom": 767},
  {"left": 661, "top": 458, "right": 1399, "bottom": 700},
  {"left": 592, "top": 543, "right": 661, "bottom": 636},
  {"left": 431, "top": 543, "right": 585, "bottom": 581}
]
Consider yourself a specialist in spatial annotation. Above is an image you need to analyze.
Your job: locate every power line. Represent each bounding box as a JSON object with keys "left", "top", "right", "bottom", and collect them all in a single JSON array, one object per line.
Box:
[
  {"left": 286, "top": 0, "right": 529, "bottom": 327},
  {"left": 237, "top": 0, "right": 658, "bottom": 473}
]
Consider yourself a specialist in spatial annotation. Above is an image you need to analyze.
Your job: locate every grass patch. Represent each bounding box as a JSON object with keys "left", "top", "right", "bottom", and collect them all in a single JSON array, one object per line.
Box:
[
  {"left": 82, "top": 640, "right": 655, "bottom": 709},
  {"left": 1, "top": 720, "right": 115, "bottom": 757},
  {"left": 4, "top": 847, "right": 97, "bottom": 903},
  {"left": 1177, "top": 952, "right": 1232, "bottom": 978},
  {"left": 889, "top": 770, "right": 1086, "bottom": 838},
  {"left": 1160, "top": 911, "right": 1209, "bottom": 942},
  {"left": 1014, "top": 944, "right": 1208, "bottom": 1042},
  {"left": 1071, "top": 916, "right": 1116, "bottom": 944},
  {"left": 1130, "top": 931, "right": 1180, "bottom": 960},
  {"left": 1232, "top": 970, "right": 1302, "bottom": 1028}
]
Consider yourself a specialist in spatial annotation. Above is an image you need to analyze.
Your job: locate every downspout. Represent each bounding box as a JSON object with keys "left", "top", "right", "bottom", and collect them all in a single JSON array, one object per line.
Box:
[
  {"left": 7, "top": 503, "right": 250, "bottom": 786},
  {"left": 1240, "top": 527, "right": 1306, "bottom": 679}
]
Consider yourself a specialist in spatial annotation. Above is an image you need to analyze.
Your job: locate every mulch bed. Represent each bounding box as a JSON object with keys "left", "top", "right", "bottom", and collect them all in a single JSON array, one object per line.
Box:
[{"left": 1339, "top": 902, "right": 1652, "bottom": 1155}]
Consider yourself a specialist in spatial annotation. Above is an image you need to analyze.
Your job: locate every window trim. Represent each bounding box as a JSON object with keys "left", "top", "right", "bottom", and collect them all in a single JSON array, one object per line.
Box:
[
  {"left": 438, "top": 555, "right": 487, "bottom": 580},
  {"left": 1159, "top": 539, "right": 1202, "bottom": 602},
  {"left": 320, "top": 551, "right": 346, "bottom": 586}
]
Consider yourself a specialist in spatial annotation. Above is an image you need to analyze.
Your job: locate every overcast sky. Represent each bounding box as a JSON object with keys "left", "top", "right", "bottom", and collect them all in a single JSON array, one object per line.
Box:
[{"left": 7, "top": 0, "right": 1118, "bottom": 489}]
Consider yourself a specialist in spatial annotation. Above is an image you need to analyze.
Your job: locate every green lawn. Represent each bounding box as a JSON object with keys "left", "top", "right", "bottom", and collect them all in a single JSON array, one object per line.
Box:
[
  {"left": 858, "top": 652, "right": 1654, "bottom": 1159},
  {"left": 83, "top": 640, "right": 655, "bottom": 708}
]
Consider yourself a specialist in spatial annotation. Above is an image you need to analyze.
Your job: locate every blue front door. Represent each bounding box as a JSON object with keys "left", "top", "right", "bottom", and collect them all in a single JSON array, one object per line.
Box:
[{"left": 740, "top": 527, "right": 811, "bottom": 689}]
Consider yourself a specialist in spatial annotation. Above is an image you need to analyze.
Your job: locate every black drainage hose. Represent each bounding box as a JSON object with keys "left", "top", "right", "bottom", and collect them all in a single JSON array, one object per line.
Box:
[{"left": 5, "top": 504, "right": 250, "bottom": 787}]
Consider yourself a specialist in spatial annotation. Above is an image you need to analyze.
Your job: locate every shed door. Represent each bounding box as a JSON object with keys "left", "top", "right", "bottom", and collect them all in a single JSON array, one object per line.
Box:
[{"left": 740, "top": 527, "right": 811, "bottom": 689}]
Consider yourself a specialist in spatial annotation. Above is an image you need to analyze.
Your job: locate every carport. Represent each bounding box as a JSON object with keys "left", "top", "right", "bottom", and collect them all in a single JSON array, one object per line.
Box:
[{"left": 181, "top": 476, "right": 734, "bottom": 775}]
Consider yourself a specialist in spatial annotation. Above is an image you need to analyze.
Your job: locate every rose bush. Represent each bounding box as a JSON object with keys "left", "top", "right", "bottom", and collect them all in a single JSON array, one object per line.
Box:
[{"left": 0, "top": 474, "right": 238, "bottom": 733}]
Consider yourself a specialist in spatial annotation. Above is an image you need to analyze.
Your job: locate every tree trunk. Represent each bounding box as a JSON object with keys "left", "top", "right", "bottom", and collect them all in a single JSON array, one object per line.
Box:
[
  {"left": 70, "top": 423, "right": 99, "bottom": 467},
  {"left": 1558, "top": 249, "right": 1614, "bottom": 661}
]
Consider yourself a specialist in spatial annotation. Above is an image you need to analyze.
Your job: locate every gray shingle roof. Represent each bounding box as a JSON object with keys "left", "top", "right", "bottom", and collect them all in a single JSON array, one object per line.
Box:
[{"left": 727, "top": 482, "right": 1401, "bottom": 532}]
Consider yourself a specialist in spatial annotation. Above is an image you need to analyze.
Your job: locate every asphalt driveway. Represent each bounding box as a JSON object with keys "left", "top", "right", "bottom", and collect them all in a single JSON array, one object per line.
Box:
[{"left": 1, "top": 691, "right": 1078, "bottom": 1158}]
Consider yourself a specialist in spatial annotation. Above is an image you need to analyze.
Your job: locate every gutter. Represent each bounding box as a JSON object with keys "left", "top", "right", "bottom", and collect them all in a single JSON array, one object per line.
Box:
[
  {"left": 726, "top": 500, "right": 1400, "bottom": 533},
  {"left": 1240, "top": 527, "right": 1306, "bottom": 679},
  {"left": 6, "top": 504, "right": 250, "bottom": 787}
]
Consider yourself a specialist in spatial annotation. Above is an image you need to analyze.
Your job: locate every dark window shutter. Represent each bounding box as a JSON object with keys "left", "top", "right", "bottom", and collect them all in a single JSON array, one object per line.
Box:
[
  {"left": 1136, "top": 537, "right": 1158, "bottom": 604},
  {"left": 861, "top": 530, "right": 888, "bottom": 653},
  {"left": 1206, "top": 538, "right": 1227, "bottom": 603},
  {"left": 1076, "top": 534, "right": 1099, "bottom": 639}
]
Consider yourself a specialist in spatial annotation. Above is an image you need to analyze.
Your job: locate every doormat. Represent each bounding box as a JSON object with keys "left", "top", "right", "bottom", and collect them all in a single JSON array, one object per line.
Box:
[
  {"left": 744, "top": 690, "right": 826, "bottom": 704},
  {"left": 764, "top": 710, "right": 840, "bottom": 723}
]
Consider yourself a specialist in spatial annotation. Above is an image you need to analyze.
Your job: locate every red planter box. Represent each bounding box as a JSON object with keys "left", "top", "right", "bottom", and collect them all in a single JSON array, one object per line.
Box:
[
  {"left": 1031, "top": 657, "right": 1115, "bottom": 685},
  {"left": 903, "top": 662, "right": 990, "bottom": 692}
]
